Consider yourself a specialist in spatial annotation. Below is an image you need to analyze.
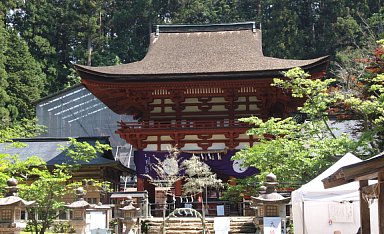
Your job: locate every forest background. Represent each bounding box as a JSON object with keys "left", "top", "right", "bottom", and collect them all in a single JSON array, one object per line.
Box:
[{"left": 0, "top": 0, "right": 383, "bottom": 128}]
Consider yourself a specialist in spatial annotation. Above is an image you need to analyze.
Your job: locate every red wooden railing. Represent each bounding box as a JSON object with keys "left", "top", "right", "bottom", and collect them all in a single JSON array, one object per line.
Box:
[{"left": 118, "top": 119, "right": 251, "bottom": 130}]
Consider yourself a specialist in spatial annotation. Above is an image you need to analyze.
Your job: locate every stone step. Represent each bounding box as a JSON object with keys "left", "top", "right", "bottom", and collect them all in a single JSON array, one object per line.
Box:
[{"left": 144, "top": 217, "right": 256, "bottom": 234}]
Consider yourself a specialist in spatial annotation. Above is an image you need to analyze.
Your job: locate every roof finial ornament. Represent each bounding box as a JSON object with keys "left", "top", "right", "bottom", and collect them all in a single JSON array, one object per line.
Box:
[
  {"left": 5, "top": 177, "right": 19, "bottom": 197},
  {"left": 265, "top": 172, "right": 278, "bottom": 194},
  {"left": 251, "top": 172, "right": 290, "bottom": 203},
  {"left": 75, "top": 187, "right": 86, "bottom": 201}
]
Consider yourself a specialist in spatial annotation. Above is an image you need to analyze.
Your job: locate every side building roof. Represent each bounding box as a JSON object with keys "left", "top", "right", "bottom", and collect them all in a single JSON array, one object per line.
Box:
[
  {"left": 75, "top": 22, "right": 329, "bottom": 82},
  {"left": 0, "top": 136, "right": 133, "bottom": 173}
]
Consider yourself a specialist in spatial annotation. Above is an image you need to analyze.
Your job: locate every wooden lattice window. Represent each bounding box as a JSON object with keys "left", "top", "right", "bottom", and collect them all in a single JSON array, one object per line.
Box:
[
  {"left": 15, "top": 209, "right": 21, "bottom": 220},
  {"left": 266, "top": 205, "right": 278, "bottom": 216},
  {"left": 1, "top": 209, "right": 12, "bottom": 220},
  {"left": 257, "top": 206, "right": 264, "bottom": 217},
  {"left": 74, "top": 210, "right": 83, "bottom": 219}
]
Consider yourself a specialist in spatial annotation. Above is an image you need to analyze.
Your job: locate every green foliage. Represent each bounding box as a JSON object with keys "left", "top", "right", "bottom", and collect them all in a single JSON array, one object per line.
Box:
[
  {"left": 24, "top": 221, "right": 43, "bottom": 233},
  {"left": 140, "top": 219, "right": 151, "bottom": 234},
  {"left": 50, "top": 221, "right": 75, "bottom": 233},
  {"left": 58, "top": 137, "right": 111, "bottom": 165},
  {"left": 273, "top": 68, "right": 337, "bottom": 119},
  {"left": 332, "top": 40, "right": 384, "bottom": 154},
  {"left": 166, "top": 0, "right": 235, "bottom": 24},
  {"left": 0, "top": 21, "right": 11, "bottom": 125},
  {"left": 233, "top": 68, "right": 359, "bottom": 188},
  {"left": 4, "top": 30, "right": 46, "bottom": 121},
  {"left": 108, "top": 0, "right": 152, "bottom": 64},
  {"left": 19, "top": 165, "right": 73, "bottom": 234},
  {"left": 0, "top": 20, "right": 45, "bottom": 125},
  {"left": 220, "top": 177, "right": 259, "bottom": 202},
  {"left": 15, "top": 145, "right": 108, "bottom": 234},
  {"left": 0, "top": 118, "right": 44, "bottom": 141}
]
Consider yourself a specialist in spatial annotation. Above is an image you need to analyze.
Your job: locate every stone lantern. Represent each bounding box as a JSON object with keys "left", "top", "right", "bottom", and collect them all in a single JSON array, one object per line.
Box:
[
  {"left": 251, "top": 173, "right": 290, "bottom": 234},
  {"left": 65, "top": 187, "right": 90, "bottom": 234},
  {"left": 119, "top": 196, "right": 140, "bottom": 234},
  {"left": 0, "top": 178, "right": 35, "bottom": 234}
]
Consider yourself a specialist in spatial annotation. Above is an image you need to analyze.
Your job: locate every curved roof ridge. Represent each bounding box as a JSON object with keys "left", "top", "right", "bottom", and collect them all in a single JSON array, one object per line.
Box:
[{"left": 155, "top": 22, "right": 257, "bottom": 35}]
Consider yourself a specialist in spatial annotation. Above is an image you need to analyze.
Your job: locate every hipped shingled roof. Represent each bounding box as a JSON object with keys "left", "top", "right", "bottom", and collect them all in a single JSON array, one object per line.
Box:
[
  {"left": 0, "top": 137, "right": 132, "bottom": 173},
  {"left": 75, "top": 22, "right": 328, "bottom": 81}
]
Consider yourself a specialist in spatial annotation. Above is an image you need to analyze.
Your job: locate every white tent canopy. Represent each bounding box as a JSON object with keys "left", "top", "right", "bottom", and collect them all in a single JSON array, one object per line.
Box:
[
  {"left": 292, "top": 152, "right": 362, "bottom": 203},
  {"left": 291, "top": 153, "right": 362, "bottom": 234}
]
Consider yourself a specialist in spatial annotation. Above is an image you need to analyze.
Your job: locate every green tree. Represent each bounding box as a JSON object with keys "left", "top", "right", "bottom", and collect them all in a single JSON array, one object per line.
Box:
[
  {"left": 333, "top": 40, "right": 384, "bottom": 154},
  {"left": 108, "top": 0, "right": 153, "bottom": 64},
  {"left": 5, "top": 30, "right": 46, "bottom": 121},
  {"left": 9, "top": 0, "right": 60, "bottom": 93},
  {"left": 0, "top": 119, "right": 45, "bottom": 142},
  {"left": 9, "top": 0, "right": 109, "bottom": 92},
  {"left": 261, "top": 0, "right": 308, "bottom": 59},
  {"left": 0, "top": 21, "right": 11, "bottom": 125}
]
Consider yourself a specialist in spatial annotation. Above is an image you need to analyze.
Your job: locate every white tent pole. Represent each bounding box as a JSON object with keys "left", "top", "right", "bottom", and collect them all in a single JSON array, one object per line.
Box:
[{"left": 302, "top": 201, "right": 305, "bottom": 234}]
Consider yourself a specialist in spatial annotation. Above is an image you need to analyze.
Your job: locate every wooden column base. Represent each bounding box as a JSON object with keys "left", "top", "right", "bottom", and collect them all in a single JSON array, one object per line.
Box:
[
  {"left": 379, "top": 172, "right": 384, "bottom": 234},
  {"left": 359, "top": 180, "right": 370, "bottom": 234}
]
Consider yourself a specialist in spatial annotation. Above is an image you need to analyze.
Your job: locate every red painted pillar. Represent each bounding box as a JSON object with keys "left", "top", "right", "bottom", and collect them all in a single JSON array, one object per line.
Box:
[
  {"left": 137, "top": 177, "right": 145, "bottom": 191},
  {"left": 174, "top": 180, "right": 182, "bottom": 208},
  {"left": 174, "top": 180, "right": 182, "bottom": 196}
]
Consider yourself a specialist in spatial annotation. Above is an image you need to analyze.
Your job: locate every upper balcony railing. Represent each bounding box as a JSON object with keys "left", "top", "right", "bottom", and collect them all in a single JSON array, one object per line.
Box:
[{"left": 118, "top": 119, "right": 251, "bottom": 130}]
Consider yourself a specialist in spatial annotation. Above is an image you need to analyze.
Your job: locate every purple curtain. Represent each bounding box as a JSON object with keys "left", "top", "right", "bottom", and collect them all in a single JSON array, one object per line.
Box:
[{"left": 134, "top": 150, "right": 258, "bottom": 179}]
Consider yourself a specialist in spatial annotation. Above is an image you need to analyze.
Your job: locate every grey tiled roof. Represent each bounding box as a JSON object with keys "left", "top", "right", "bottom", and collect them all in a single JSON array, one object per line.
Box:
[
  {"left": 75, "top": 22, "right": 328, "bottom": 81},
  {"left": 0, "top": 137, "right": 118, "bottom": 166}
]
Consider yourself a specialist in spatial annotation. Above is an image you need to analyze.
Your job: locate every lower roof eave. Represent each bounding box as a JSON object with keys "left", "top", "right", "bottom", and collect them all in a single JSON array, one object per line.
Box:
[
  {"left": 76, "top": 58, "right": 329, "bottom": 83},
  {"left": 46, "top": 161, "right": 135, "bottom": 174}
]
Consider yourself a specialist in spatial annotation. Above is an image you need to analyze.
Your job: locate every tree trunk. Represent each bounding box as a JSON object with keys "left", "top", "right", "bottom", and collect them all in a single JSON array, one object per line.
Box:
[{"left": 87, "top": 35, "right": 92, "bottom": 66}]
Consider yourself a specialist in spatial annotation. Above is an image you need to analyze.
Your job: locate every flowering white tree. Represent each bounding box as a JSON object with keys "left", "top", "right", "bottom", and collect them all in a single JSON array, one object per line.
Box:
[{"left": 182, "top": 155, "right": 222, "bottom": 195}]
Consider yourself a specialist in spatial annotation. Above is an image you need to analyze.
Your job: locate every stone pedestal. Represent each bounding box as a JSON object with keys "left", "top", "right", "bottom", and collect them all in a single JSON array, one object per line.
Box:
[
  {"left": 0, "top": 223, "right": 20, "bottom": 234},
  {"left": 71, "top": 220, "right": 87, "bottom": 234},
  {"left": 121, "top": 218, "right": 137, "bottom": 234}
]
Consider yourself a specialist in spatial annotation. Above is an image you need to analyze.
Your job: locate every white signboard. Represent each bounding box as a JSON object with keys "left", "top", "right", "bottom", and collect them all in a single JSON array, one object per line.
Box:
[
  {"left": 89, "top": 211, "right": 106, "bottom": 230},
  {"left": 216, "top": 205, "right": 225, "bottom": 216},
  {"left": 328, "top": 203, "right": 354, "bottom": 223},
  {"left": 184, "top": 203, "right": 192, "bottom": 209},
  {"left": 263, "top": 217, "right": 281, "bottom": 234},
  {"left": 214, "top": 217, "right": 230, "bottom": 234}
]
